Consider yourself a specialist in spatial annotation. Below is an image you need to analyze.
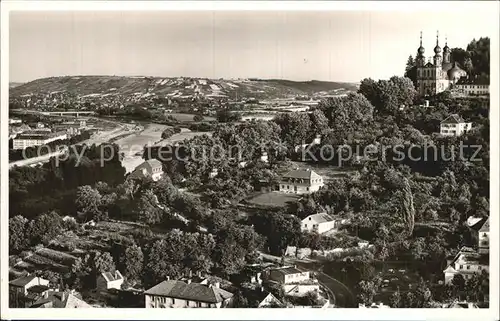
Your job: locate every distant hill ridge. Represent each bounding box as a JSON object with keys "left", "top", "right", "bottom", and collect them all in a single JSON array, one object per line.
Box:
[{"left": 10, "top": 75, "right": 358, "bottom": 99}]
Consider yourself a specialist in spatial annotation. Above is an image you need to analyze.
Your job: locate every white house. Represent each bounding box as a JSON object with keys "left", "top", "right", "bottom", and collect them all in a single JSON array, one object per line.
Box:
[
  {"left": 129, "top": 159, "right": 164, "bottom": 181},
  {"left": 443, "top": 246, "right": 489, "bottom": 285},
  {"left": 440, "top": 114, "right": 472, "bottom": 137},
  {"left": 279, "top": 169, "right": 324, "bottom": 194},
  {"left": 97, "top": 270, "right": 124, "bottom": 291},
  {"left": 301, "top": 213, "right": 336, "bottom": 234},
  {"left": 144, "top": 279, "right": 233, "bottom": 308},
  {"left": 268, "top": 267, "right": 310, "bottom": 284}
]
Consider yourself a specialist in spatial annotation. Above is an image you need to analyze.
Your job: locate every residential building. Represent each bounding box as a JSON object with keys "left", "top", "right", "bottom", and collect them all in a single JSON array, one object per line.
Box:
[
  {"left": 413, "top": 31, "right": 468, "bottom": 96},
  {"left": 144, "top": 279, "right": 233, "bottom": 308},
  {"left": 477, "top": 217, "right": 489, "bottom": 254},
  {"left": 443, "top": 246, "right": 489, "bottom": 285},
  {"left": 30, "top": 290, "right": 92, "bottom": 308},
  {"left": 258, "top": 292, "right": 285, "bottom": 308},
  {"left": 9, "top": 275, "right": 51, "bottom": 308},
  {"left": 268, "top": 267, "right": 310, "bottom": 284},
  {"left": 129, "top": 159, "right": 164, "bottom": 181},
  {"left": 97, "top": 270, "right": 124, "bottom": 291},
  {"left": 454, "top": 77, "right": 489, "bottom": 96},
  {"left": 279, "top": 169, "right": 324, "bottom": 194},
  {"left": 301, "top": 213, "right": 337, "bottom": 234},
  {"left": 12, "top": 130, "right": 68, "bottom": 150},
  {"left": 440, "top": 114, "right": 472, "bottom": 137}
]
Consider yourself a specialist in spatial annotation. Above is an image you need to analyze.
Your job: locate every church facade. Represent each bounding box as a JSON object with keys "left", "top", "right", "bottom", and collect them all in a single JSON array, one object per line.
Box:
[{"left": 415, "top": 32, "right": 467, "bottom": 96}]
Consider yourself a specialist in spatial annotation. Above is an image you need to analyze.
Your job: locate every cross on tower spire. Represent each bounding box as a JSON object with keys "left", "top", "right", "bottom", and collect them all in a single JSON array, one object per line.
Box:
[
  {"left": 420, "top": 31, "right": 423, "bottom": 46},
  {"left": 436, "top": 30, "right": 439, "bottom": 45}
]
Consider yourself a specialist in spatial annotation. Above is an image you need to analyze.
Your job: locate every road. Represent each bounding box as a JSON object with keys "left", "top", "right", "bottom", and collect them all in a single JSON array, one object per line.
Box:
[{"left": 259, "top": 252, "right": 357, "bottom": 308}]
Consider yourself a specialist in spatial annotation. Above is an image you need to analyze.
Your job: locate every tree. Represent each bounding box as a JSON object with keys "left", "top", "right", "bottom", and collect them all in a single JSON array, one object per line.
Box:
[
  {"left": 308, "top": 109, "right": 330, "bottom": 137},
  {"left": 358, "top": 280, "right": 378, "bottom": 305},
  {"left": 136, "top": 189, "right": 163, "bottom": 225},
  {"left": 26, "top": 211, "right": 63, "bottom": 245},
  {"left": 75, "top": 185, "right": 103, "bottom": 222},
  {"left": 216, "top": 109, "right": 241, "bottom": 123},
  {"left": 122, "top": 244, "right": 144, "bottom": 280},
  {"left": 9, "top": 215, "right": 29, "bottom": 253},
  {"left": 93, "top": 251, "right": 116, "bottom": 274},
  {"left": 400, "top": 178, "right": 415, "bottom": 236},
  {"left": 161, "top": 128, "right": 176, "bottom": 140},
  {"left": 404, "top": 56, "right": 417, "bottom": 86},
  {"left": 358, "top": 77, "right": 417, "bottom": 116},
  {"left": 273, "top": 112, "right": 312, "bottom": 147},
  {"left": 193, "top": 114, "right": 204, "bottom": 122},
  {"left": 318, "top": 93, "right": 374, "bottom": 133},
  {"left": 389, "top": 288, "right": 402, "bottom": 308}
]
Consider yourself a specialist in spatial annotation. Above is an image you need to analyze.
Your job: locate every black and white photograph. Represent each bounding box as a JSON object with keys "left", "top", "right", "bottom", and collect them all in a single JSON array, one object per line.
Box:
[{"left": 1, "top": 1, "right": 498, "bottom": 320}]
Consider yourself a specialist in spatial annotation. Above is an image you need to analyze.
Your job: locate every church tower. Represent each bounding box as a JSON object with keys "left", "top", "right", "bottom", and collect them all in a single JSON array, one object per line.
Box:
[
  {"left": 416, "top": 31, "right": 425, "bottom": 67},
  {"left": 433, "top": 31, "right": 442, "bottom": 66},
  {"left": 443, "top": 36, "right": 451, "bottom": 64}
]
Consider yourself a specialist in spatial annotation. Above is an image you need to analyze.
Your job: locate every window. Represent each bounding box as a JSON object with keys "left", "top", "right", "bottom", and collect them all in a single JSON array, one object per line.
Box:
[
  {"left": 466, "top": 265, "right": 470, "bottom": 270},
  {"left": 459, "top": 265, "right": 463, "bottom": 269},
  {"left": 172, "top": 298, "right": 175, "bottom": 304},
  {"left": 306, "top": 187, "right": 309, "bottom": 191}
]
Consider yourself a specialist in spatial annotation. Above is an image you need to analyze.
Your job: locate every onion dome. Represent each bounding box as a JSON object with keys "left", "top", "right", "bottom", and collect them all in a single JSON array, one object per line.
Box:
[
  {"left": 448, "top": 62, "right": 464, "bottom": 81},
  {"left": 434, "top": 45, "right": 442, "bottom": 54},
  {"left": 417, "top": 31, "right": 425, "bottom": 56}
]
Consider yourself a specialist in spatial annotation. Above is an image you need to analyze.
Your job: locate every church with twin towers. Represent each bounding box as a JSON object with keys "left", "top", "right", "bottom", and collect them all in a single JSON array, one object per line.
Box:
[{"left": 415, "top": 31, "right": 467, "bottom": 96}]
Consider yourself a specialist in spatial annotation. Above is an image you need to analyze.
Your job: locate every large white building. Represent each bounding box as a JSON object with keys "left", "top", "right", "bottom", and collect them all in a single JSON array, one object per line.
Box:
[
  {"left": 301, "top": 213, "right": 337, "bottom": 234},
  {"left": 440, "top": 114, "right": 472, "bottom": 137},
  {"left": 279, "top": 169, "right": 324, "bottom": 194},
  {"left": 12, "top": 130, "right": 68, "bottom": 150}
]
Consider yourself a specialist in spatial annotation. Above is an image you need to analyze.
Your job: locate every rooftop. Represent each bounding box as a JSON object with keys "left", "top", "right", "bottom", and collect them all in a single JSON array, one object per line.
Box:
[
  {"left": 282, "top": 169, "right": 321, "bottom": 180},
  {"left": 101, "top": 270, "right": 123, "bottom": 282},
  {"left": 441, "top": 114, "right": 465, "bottom": 124},
  {"left": 479, "top": 217, "right": 489, "bottom": 232},
  {"left": 144, "top": 280, "right": 233, "bottom": 304},
  {"left": 30, "top": 291, "right": 92, "bottom": 308},
  {"left": 9, "top": 275, "right": 37, "bottom": 287},
  {"left": 273, "top": 267, "right": 304, "bottom": 275},
  {"left": 302, "top": 213, "right": 335, "bottom": 225}
]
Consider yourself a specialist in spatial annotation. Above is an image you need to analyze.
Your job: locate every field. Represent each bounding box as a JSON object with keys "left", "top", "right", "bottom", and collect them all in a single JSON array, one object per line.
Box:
[
  {"left": 9, "top": 220, "right": 150, "bottom": 279},
  {"left": 245, "top": 191, "right": 300, "bottom": 208},
  {"left": 169, "top": 113, "right": 215, "bottom": 122}
]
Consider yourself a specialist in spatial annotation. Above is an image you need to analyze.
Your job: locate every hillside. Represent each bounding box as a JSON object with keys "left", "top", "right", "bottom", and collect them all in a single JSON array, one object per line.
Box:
[
  {"left": 9, "top": 82, "right": 24, "bottom": 89},
  {"left": 10, "top": 76, "right": 358, "bottom": 100}
]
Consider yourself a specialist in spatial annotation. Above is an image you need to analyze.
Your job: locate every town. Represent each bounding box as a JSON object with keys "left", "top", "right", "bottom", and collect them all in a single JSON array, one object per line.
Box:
[{"left": 7, "top": 14, "right": 491, "bottom": 311}]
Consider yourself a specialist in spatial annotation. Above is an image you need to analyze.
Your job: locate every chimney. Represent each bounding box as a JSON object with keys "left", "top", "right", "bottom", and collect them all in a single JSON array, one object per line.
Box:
[
  {"left": 166, "top": 276, "right": 170, "bottom": 281},
  {"left": 214, "top": 282, "right": 220, "bottom": 288},
  {"left": 187, "top": 279, "right": 192, "bottom": 284}
]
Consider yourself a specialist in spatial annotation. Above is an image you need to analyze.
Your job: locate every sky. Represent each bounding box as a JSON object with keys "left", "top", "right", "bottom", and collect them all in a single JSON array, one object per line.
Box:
[{"left": 9, "top": 7, "right": 497, "bottom": 83}]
